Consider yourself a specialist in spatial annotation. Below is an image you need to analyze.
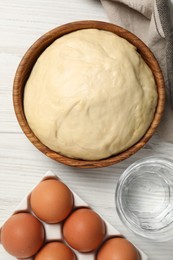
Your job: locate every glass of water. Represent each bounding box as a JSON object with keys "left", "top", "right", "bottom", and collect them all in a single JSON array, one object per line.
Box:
[{"left": 116, "top": 157, "right": 173, "bottom": 241}]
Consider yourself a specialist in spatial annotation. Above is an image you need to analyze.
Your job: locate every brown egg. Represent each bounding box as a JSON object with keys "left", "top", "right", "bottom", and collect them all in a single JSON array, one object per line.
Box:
[
  {"left": 97, "top": 237, "right": 140, "bottom": 260},
  {"left": 30, "top": 178, "right": 74, "bottom": 223},
  {"left": 63, "top": 208, "right": 106, "bottom": 252},
  {"left": 0, "top": 213, "right": 45, "bottom": 258},
  {"left": 35, "top": 242, "right": 76, "bottom": 260}
]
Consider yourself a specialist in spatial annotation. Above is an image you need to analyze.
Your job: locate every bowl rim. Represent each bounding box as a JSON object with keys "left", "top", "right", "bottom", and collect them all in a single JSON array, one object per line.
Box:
[{"left": 13, "top": 20, "right": 165, "bottom": 168}]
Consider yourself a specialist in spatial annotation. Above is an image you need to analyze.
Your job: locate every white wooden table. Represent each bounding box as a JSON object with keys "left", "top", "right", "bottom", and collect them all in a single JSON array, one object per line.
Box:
[{"left": 0, "top": 0, "right": 173, "bottom": 259}]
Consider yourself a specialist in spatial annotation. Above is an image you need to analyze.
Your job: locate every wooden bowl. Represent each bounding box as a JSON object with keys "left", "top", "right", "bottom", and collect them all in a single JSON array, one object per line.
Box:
[{"left": 13, "top": 20, "right": 165, "bottom": 168}]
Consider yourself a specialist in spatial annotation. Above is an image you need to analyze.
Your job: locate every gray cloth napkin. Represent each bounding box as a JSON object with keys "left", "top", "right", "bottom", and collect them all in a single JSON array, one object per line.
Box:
[{"left": 100, "top": 0, "right": 173, "bottom": 141}]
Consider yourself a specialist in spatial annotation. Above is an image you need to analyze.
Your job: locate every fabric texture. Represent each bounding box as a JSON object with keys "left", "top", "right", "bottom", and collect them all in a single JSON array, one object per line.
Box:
[{"left": 100, "top": 0, "right": 173, "bottom": 141}]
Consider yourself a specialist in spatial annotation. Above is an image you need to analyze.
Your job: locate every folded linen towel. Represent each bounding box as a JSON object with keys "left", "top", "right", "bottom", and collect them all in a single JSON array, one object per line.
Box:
[{"left": 100, "top": 0, "right": 173, "bottom": 141}]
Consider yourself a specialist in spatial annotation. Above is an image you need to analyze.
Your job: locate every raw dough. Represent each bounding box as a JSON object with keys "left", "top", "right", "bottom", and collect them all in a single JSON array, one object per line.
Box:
[{"left": 24, "top": 29, "right": 158, "bottom": 160}]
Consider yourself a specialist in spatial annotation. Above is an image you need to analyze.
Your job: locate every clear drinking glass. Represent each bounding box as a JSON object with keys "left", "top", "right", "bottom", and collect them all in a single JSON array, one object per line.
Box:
[{"left": 116, "top": 157, "right": 173, "bottom": 241}]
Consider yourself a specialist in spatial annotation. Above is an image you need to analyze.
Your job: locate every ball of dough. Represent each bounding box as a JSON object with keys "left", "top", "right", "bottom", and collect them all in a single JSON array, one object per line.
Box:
[{"left": 24, "top": 29, "right": 157, "bottom": 160}]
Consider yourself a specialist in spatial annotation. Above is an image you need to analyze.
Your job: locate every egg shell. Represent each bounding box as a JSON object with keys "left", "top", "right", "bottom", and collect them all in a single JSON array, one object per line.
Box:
[
  {"left": 35, "top": 241, "right": 76, "bottom": 260},
  {"left": 96, "top": 237, "right": 141, "bottom": 260},
  {"left": 63, "top": 208, "right": 106, "bottom": 252},
  {"left": 0, "top": 213, "right": 45, "bottom": 259},
  {"left": 0, "top": 171, "right": 148, "bottom": 260},
  {"left": 30, "top": 178, "right": 74, "bottom": 223}
]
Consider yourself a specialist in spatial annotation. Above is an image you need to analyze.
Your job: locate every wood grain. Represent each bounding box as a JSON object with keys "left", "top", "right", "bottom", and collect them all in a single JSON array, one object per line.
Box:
[
  {"left": 13, "top": 20, "right": 165, "bottom": 168},
  {"left": 1, "top": 1, "right": 173, "bottom": 259}
]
